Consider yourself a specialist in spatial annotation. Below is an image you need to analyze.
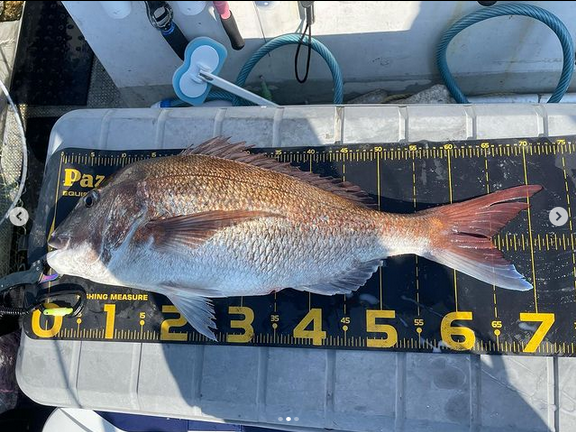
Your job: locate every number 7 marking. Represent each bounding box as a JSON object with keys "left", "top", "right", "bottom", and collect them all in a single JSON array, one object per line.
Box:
[{"left": 520, "top": 313, "right": 555, "bottom": 353}]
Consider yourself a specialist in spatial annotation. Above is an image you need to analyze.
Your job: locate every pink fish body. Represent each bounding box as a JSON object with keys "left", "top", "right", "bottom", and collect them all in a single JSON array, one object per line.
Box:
[{"left": 47, "top": 138, "right": 541, "bottom": 339}]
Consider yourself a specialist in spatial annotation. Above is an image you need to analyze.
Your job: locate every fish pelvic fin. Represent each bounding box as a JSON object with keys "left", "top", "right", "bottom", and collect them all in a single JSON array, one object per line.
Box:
[
  {"left": 417, "top": 185, "right": 542, "bottom": 291},
  {"left": 167, "top": 293, "right": 218, "bottom": 341}
]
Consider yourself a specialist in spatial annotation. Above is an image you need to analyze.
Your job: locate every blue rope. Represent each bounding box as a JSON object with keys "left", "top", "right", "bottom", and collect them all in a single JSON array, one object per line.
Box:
[
  {"left": 209, "top": 33, "right": 343, "bottom": 106},
  {"left": 437, "top": 3, "right": 575, "bottom": 103},
  {"left": 206, "top": 88, "right": 234, "bottom": 103}
]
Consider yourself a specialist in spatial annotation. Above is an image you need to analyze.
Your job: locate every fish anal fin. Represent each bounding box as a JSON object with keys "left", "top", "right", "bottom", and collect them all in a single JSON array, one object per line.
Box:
[{"left": 295, "top": 259, "right": 383, "bottom": 295}]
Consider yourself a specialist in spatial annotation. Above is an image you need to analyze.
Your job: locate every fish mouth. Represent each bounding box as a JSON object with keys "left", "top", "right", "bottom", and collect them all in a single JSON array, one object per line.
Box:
[
  {"left": 47, "top": 233, "right": 70, "bottom": 250},
  {"left": 46, "top": 249, "right": 61, "bottom": 262},
  {"left": 45, "top": 250, "right": 63, "bottom": 272}
]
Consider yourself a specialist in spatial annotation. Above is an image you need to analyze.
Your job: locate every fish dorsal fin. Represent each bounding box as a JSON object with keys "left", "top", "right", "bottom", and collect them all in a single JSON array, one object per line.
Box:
[
  {"left": 145, "top": 210, "right": 281, "bottom": 251},
  {"left": 293, "top": 259, "right": 383, "bottom": 295},
  {"left": 182, "top": 137, "right": 377, "bottom": 209}
]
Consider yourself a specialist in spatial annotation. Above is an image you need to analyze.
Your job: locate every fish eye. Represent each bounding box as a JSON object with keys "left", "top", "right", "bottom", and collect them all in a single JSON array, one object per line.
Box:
[{"left": 83, "top": 190, "right": 99, "bottom": 208}]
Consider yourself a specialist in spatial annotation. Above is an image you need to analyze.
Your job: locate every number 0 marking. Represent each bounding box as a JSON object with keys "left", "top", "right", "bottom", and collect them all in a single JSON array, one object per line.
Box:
[
  {"left": 520, "top": 313, "right": 555, "bottom": 353},
  {"left": 31, "top": 303, "right": 63, "bottom": 338}
]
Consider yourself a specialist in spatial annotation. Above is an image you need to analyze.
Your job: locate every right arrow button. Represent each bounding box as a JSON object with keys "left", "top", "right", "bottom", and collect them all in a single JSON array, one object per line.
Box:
[{"left": 549, "top": 207, "right": 569, "bottom": 227}]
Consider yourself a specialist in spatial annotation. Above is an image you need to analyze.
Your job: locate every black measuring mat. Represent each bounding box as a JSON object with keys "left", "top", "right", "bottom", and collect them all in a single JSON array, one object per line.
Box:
[{"left": 25, "top": 137, "right": 576, "bottom": 355}]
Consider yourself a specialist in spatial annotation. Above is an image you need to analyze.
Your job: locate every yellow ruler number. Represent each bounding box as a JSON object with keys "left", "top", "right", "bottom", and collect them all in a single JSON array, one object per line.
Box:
[
  {"left": 520, "top": 312, "right": 555, "bottom": 353},
  {"left": 160, "top": 305, "right": 188, "bottom": 341},
  {"left": 227, "top": 306, "right": 255, "bottom": 343},
  {"left": 103, "top": 304, "right": 116, "bottom": 339},
  {"left": 31, "top": 303, "right": 63, "bottom": 338},
  {"left": 441, "top": 311, "right": 475, "bottom": 351},
  {"left": 293, "top": 308, "right": 326, "bottom": 346},
  {"left": 366, "top": 310, "right": 397, "bottom": 348}
]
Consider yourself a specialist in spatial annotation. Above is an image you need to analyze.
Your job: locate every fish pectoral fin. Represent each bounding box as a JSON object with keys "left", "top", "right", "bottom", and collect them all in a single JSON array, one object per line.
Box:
[
  {"left": 167, "top": 294, "right": 218, "bottom": 341},
  {"left": 145, "top": 210, "right": 281, "bottom": 250},
  {"left": 295, "top": 259, "right": 383, "bottom": 295}
]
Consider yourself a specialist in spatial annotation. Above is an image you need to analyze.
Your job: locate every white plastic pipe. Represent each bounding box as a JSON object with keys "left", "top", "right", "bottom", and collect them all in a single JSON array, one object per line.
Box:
[{"left": 198, "top": 69, "right": 278, "bottom": 107}]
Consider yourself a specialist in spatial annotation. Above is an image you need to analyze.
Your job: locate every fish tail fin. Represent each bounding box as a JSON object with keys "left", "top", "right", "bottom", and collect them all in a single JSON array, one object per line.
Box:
[{"left": 418, "top": 185, "right": 542, "bottom": 291}]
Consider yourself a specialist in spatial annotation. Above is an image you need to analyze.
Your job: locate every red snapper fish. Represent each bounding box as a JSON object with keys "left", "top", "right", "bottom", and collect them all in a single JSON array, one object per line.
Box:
[{"left": 47, "top": 137, "right": 542, "bottom": 340}]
